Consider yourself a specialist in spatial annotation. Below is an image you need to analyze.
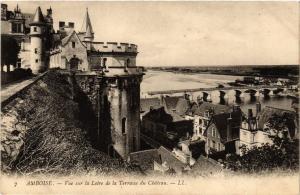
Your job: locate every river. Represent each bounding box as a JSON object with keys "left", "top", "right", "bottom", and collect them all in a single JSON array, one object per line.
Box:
[{"left": 141, "top": 70, "right": 295, "bottom": 114}]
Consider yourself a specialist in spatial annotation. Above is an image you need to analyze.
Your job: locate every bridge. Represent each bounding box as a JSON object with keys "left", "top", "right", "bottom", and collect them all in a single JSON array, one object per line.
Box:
[{"left": 146, "top": 85, "right": 287, "bottom": 102}]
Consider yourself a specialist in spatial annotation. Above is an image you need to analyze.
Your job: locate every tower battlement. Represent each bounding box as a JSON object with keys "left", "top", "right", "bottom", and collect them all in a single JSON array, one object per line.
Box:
[{"left": 92, "top": 42, "right": 138, "bottom": 53}]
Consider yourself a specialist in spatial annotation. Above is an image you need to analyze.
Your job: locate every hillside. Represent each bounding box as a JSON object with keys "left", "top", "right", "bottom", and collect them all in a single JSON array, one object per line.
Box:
[{"left": 1, "top": 70, "right": 140, "bottom": 176}]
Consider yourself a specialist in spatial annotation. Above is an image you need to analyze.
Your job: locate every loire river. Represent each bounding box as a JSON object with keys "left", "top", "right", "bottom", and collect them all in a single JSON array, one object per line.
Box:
[{"left": 141, "top": 70, "right": 295, "bottom": 114}]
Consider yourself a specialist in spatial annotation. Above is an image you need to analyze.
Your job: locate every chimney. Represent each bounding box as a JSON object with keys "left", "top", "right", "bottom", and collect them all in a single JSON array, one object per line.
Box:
[
  {"left": 248, "top": 109, "right": 253, "bottom": 119},
  {"left": 256, "top": 102, "right": 261, "bottom": 116},
  {"left": 68, "top": 22, "right": 74, "bottom": 28},
  {"left": 59, "top": 21, "right": 65, "bottom": 29},
  {"left": 47, "top": 7, "right": 52, "bottom": 16}
]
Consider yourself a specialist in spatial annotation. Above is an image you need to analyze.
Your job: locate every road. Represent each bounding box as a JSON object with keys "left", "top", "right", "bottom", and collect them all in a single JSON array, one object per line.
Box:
[{"left": 1, "top": 77, "right": 36, "bottom": 104}]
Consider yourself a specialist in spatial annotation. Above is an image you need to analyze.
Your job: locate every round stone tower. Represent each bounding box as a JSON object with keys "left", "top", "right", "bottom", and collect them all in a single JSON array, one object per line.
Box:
[
  {"left": 94, "top": 43, "right": 143, "bottom": 160},
  {"left": 29, "top": 7, "right": 46, "bottom": 74}
]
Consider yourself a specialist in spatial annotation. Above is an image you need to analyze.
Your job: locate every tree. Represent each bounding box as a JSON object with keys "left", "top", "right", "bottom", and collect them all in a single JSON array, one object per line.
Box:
[
  {"left": 225, "top": 113, "right": 299, "bottom": 173},
  {"left": 1, "top": 35, "right": 20, "bottom": 71}
]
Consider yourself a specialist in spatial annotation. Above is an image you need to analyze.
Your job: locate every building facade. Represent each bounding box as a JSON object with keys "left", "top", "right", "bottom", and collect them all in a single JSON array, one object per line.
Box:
[{"left": 1, "top": 4, "right": 53, "bottom": 73}]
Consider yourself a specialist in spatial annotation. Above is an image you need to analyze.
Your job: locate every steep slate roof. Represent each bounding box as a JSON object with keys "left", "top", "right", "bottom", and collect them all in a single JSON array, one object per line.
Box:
[
  {"left": 175, "top": 98, "right": 191, "bottom": 116},
  {"left": 157, "top": 146, "right": 186, "bottom": 173},
  {"left": 191, "top": 155, "right": 223, "bottom": 176},
  {"left": 85, "top": 24, "right": 93, "bottom": 38},
  {"left": 163, "top": 96, "right": 180, "bottom": 111},
  {"left": 80, "top": 8, "right": 94, "bottom": 34},
  {"left": 61, "top": 30, "right": 86, "bottom": 48},
  {"left": 140, "top": 98, "right": 161, "bottom": 113},
  {"left": 129, "top": 149, "right": 160, "bottom": 172},
  {"left": 194, "top": 102, "right": 232, "bottom": 116},
  {"left": 142, "top": 107, "right": 173, "bottom": 124},
  {"left": 204, "top": 110, "right": 242, "bottom": 143},
  {"left": 30, "top": 7, "right": 45, "bottom": 25},
  {"left": 23, "top": 13, "right": 34, "bottom": 28}
]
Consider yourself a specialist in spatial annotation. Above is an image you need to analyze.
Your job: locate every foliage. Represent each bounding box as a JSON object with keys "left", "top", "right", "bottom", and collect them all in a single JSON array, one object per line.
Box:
[
  {"left": 225, "top": 113, "right": 299, "bottom": 173},
  {"left": 6, "top": 70, "right": 140, "bottom": 176},
  {"left": 1, "top": 35, "right": 20, "bottom": 67},
  {"left": 225, "top": 141, "right": 298, "bottom": 173}
]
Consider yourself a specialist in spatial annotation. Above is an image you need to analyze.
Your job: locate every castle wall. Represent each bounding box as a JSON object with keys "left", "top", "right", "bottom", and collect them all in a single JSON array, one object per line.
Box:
[
  {"left": 89, "top": 55, "right": 137, "bottom": 69},
  {"left": 106, "top": 77, "right": 141, "bottom": 158},
  {"left": 92, "top": 42, "right": 137, "bottom": 53},
  {"left": 73, "top": 73, "right": 142, "bottom": 160}
]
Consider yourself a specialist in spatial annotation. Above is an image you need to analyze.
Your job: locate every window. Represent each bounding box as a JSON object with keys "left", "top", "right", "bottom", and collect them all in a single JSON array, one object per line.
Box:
[
  {"left": 122, "top": 117, "right": 126, "bottom": 134},
  {"left": 17, "top": 59, "right": 21, "bottom": 68},
  {"left": 35, "top": 59, "right": 38, "bottom": 63},
  {"left": 34, "top": 48, "right": 38, "bottom": 54},
  {"left": 72, "top": 42, "right": 75, "bottom": 48},
  {"left": 212, "top": 141, "right": 216, "bottom": 149},
  {"left": 103, "top": 58, "right": 107, "bottom": 69},
  {"left": 34, "top": 27, "right": 37, "bottom": 32},
  {"left": 199, "top": 119, "right": 202, "bottom": 125},
  {"left": 126, "top": 58, "right": 130, "bottom": 67},
  {"left": 218, "top": 143, "right": 221, "bottom": 151},
  {"left": 212, "top": 127, "right": 216, "bottom": 137},
  {"left": 12, "top": 23, "right": 22, "bottom": 33}
]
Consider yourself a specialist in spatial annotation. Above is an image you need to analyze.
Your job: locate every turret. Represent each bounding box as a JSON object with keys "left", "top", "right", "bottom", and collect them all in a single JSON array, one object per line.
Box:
[
  {"left": 81, "top": 8, "right": 94, "bottom": 50},
  {"left": 29, "top": 7, "right": 46, "bottom": 74},
  {"left": 81, "top": 8, "right": 94, "bottom": 40}
]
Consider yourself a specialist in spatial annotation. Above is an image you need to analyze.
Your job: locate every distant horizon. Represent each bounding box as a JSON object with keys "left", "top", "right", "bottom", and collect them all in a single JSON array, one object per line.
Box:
[
  {"left": 4, "top": 1, "right": 299, "bottom": 66},
  {"left": 145, "top": 64, "right": 299, "bottom": 68}
]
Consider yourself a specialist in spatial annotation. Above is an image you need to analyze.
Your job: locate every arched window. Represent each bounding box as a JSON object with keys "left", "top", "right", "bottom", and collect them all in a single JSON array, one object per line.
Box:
[
  {"left": 122, "top": 117, "right": 126, "bottom": 134},
  {"left": 126, "top": 58, "right": 130, "bottom": 67},
  {"left": 103, "top": 58, "right": 107, "bottom": 69}
]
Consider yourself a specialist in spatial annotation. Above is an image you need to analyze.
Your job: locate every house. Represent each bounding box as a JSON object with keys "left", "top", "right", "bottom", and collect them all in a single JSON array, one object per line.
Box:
[
  {"left": 186, "top": 102, "right": 233, "bottom": 140},
  {"left": 141, "top": 107, "right": 193, "bottom": 149},
  {"left": 239, "top": 105, "right": 298, "bottom": 154},
  {"left": 203, "top": 107, "right": 242, "bottom": 157},
  {"left": 140, "top": 97, "right": 161, "bottom": 119},
  {"left": 154, "top": 146, "right": 192, "bottom": 175},
  {"left": 128, "top": 146, "right": 222, "bottom": 176}
]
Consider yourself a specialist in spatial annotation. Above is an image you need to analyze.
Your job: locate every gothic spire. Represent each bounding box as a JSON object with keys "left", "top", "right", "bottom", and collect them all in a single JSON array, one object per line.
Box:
[{"left": 80, "top": 8, "right": 94, "bottom": 35}]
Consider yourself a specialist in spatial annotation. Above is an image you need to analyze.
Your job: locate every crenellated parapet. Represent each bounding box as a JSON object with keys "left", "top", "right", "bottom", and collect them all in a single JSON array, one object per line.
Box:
[{"left": 91, "top": 42, "right": 138, "bottom": 53}]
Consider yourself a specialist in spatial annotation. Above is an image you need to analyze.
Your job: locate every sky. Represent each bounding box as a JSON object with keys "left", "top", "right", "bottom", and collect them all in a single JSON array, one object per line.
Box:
[{"left": 4, "top": 1, "right": 299, "bottom": 66}]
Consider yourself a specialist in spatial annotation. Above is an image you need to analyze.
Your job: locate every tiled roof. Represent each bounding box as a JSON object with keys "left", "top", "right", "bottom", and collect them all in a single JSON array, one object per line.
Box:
[
  {"left": 140, "top": 98, "right": 161, "bottom": 113},
  {"left": 30, "top": 7, "right": 45, "bottom": 25},
  {"left": 191, "top": 155, "right": 223, "bottom": 176},
  {"left": 142, "top": 107, "right": 173, "bottom": 124},
  {"left": 129, "top": 149, "right": 160, "bottom": 172},
  {"left": 175, "top": 98, "right": 191, "bottom": 116},
  {"left": 22, "top": 13, "right": 34, "bottom": 28},
  {"left": 194, "top": 102, "right": 231, "bottom": 116},
  {"left": 204, "top": 110, "right": 242, "bottom": 143},
  {"left": 163, "top": 96, "right": 180, "bottom": 111},
  {"left": 157, "top": 146, "right": 186, "bottom": 173}
]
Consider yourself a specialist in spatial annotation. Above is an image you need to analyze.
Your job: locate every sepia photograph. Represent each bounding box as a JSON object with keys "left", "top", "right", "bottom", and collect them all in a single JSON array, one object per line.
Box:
[{"left": 0, "top": 1, "right": 299, "bottom": 194}]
